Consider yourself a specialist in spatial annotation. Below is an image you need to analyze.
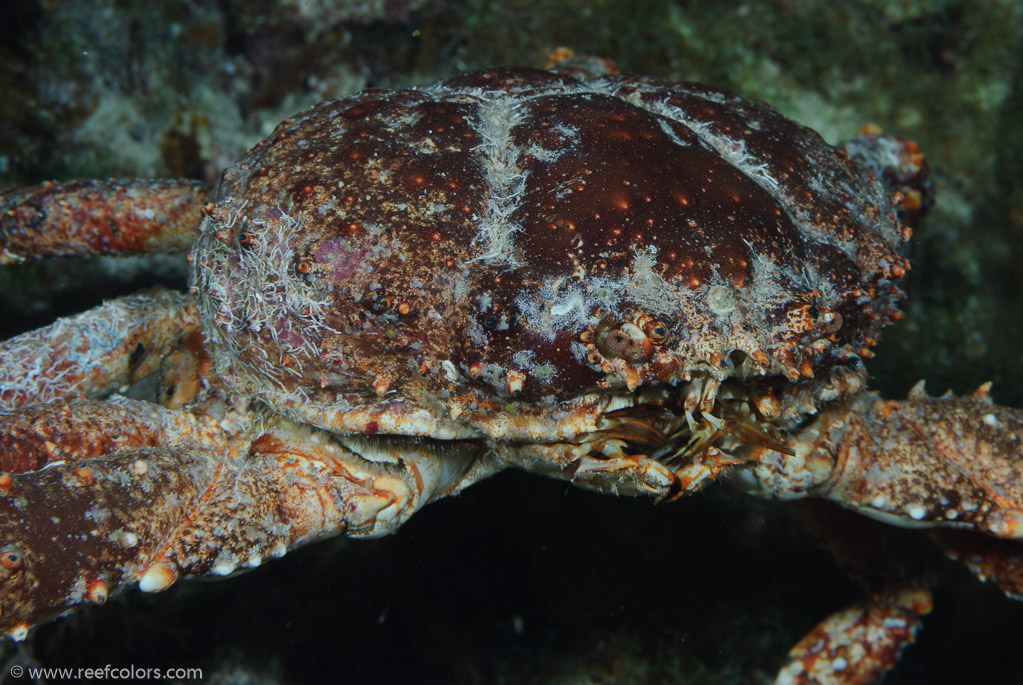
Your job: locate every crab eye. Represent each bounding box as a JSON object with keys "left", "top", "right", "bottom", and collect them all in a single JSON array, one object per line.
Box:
[
  {"left": 238, "top": 231, "right": 256, "bottom": 246},
  {"left": 0, "top": 550, "right": 22, "bottom": 571},
  {"left": 296, "top": 260, "right": 313, "bottom": 274},
  {"left": 585, "top": 350, "right": 602, "bottom": 365},
  {"left": 643, "top": 320, "right": 668, "bottom": 343},
  {"left": 484, "top": 315, "right": 498, "bottom": 328},
  {"left": 374, "top": 296, "right": 393, "bottom": 312}
]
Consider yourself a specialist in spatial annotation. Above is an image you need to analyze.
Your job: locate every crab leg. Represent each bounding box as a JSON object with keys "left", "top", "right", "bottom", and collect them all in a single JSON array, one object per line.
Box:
[
  {"left": 737, "top": 386, "right": 1023, "bottom": 540},
  {"left": 926, "top": 528, "right": 1023, "bottom": 601},
  {"left": 775, "top": 583, "right": 933, "bottom": 685},
  {"left": 1, "top": 179, "right": 207, "bottom": 264},
  {"left": 734, "top": 386, "right": 1023, "bottom": 682},
  {"left": 0, "top": 397, "right": 484, "bottom": 639},
  {"left": 0, "top": 289, "right": 200, "bottom": 410}
]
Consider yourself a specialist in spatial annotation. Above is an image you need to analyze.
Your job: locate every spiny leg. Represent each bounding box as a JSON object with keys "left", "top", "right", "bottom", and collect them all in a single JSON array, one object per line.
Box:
[
  {"left": 774, "top": 502, "right": 945, "bottom": 685},
  {"left": 1, "top": 179, "right": 207, "bottom": 264},
  {"left": 775, "top": 584, "right": 933, "bottom": 685},
  {"left": 928, "top": 529, "right": 1023, "bottom": 600},
  {"left": 739, "top": 386, "right": 1023, "bottom": 540},
  {"left": 0, "top": 289, "right": 200, "bottom": 410},
  {"left": 735, "top": 387, "right": 1023, "bottom": 683},
  {"left": 0, "top": 398, "right": 484, "bottom": 639}
]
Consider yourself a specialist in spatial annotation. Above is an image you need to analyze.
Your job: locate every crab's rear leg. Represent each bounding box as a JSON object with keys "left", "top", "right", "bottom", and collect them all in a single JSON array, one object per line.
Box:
[
  {"left": 0, "top": 289, "right": 201, "bottom": 410},
  {"left": 772, "top": 501, "right": 947, "bottom": 685},
  {"left": 1, "top": 179, "right": 207, "bottom": 264},
  {"left": 775, "top": 583, "right": 933, "bottom": 685},
  {"left": 0, "top": 398, "right": 486, "bottom": 639}
]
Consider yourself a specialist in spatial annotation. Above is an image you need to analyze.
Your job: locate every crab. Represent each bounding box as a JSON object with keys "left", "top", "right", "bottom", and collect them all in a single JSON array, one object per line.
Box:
[{"left": 1, "top": 59, "right": 1022, "bottom": 684}]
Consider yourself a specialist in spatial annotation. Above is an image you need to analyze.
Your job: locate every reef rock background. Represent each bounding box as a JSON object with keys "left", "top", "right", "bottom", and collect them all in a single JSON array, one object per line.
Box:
[{"left": 1, "top": 1, "right": 1022, "bottom": 683}]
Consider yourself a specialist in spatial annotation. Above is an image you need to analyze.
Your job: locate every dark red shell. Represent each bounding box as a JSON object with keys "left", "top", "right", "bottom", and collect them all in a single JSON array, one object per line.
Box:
[{"left": 192, "top": 67, "right": 907, "bottom": 438}]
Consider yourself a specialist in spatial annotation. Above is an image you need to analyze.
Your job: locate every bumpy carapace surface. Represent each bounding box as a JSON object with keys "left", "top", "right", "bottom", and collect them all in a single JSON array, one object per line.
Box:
[{"left": 192, "top": 67, "right": 913, "bottom": 443}]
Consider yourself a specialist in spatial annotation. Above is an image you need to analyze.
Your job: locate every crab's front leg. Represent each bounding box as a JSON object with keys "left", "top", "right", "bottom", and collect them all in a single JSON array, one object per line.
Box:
[
  {"left": 739, "top": 385, "right": 1023, "bottom": 539},
  {"left": 737, "top": 386, "right": 1023, "bottom": 684},
  {"left": 0, "top": 399, "right": 486, "bottom": 638}
]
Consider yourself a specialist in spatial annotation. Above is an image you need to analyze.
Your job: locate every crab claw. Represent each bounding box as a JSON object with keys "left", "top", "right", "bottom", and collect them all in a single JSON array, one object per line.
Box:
[
  {"left": 736, "top": 388, "right": 1023, "bottom": 540},
  {"left": 736, "top": 388, "right": 1023, "bottom": 684},
  {"left": 0, "top": 398, "right": 483, "bottom": 638}
]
